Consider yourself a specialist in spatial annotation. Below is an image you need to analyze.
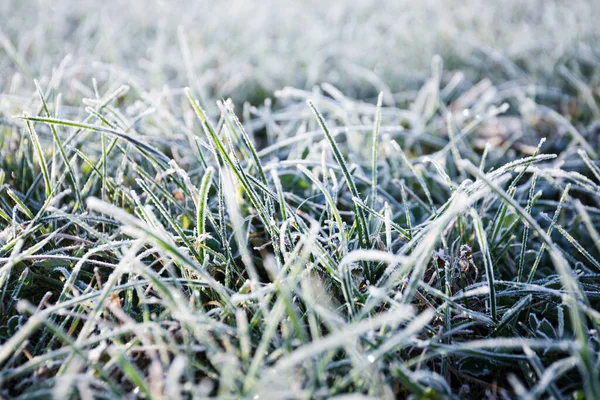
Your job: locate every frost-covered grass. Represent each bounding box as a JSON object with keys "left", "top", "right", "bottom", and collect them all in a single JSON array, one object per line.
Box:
[
  {"left": 1, "top": 1, "right": 600, "bottom": 399},
  {"left": 2, "top": 0, "right": 599, "bottom": 101}
]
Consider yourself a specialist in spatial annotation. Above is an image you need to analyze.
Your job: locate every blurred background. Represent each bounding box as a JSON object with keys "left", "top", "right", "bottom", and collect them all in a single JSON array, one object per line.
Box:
[{"left": 1, "top": 0, "right": 599, "bottom": 103}]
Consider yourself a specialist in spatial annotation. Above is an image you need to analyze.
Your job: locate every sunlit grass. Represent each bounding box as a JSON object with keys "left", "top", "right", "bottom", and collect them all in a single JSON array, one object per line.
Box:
[{"left": 1, "top": 1, "right": 600, "bottom": 398}]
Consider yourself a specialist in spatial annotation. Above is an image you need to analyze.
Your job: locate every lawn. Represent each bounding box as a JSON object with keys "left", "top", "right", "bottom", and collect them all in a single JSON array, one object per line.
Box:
[{"left": 1, "top": 1, "right": 600, "bottom": 399}]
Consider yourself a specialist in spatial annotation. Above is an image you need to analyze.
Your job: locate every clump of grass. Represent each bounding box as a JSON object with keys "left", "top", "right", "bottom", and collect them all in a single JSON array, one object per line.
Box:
[{"left": 0, "top": 50, "right": 600, "bottom": 399}]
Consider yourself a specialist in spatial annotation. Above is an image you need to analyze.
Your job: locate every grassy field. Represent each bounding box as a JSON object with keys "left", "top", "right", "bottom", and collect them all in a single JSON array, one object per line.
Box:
[{"left": 1, "top": 1, "right": 600, "bottom": 399}]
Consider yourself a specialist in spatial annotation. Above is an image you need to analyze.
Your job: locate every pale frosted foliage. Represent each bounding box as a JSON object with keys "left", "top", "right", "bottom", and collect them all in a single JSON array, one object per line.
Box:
[
  {"left": 1, "top": 1, "right": 600, "bottom": 399},
  {"left": 1, "top": 0, "right": 598, "bottom": 98}
]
